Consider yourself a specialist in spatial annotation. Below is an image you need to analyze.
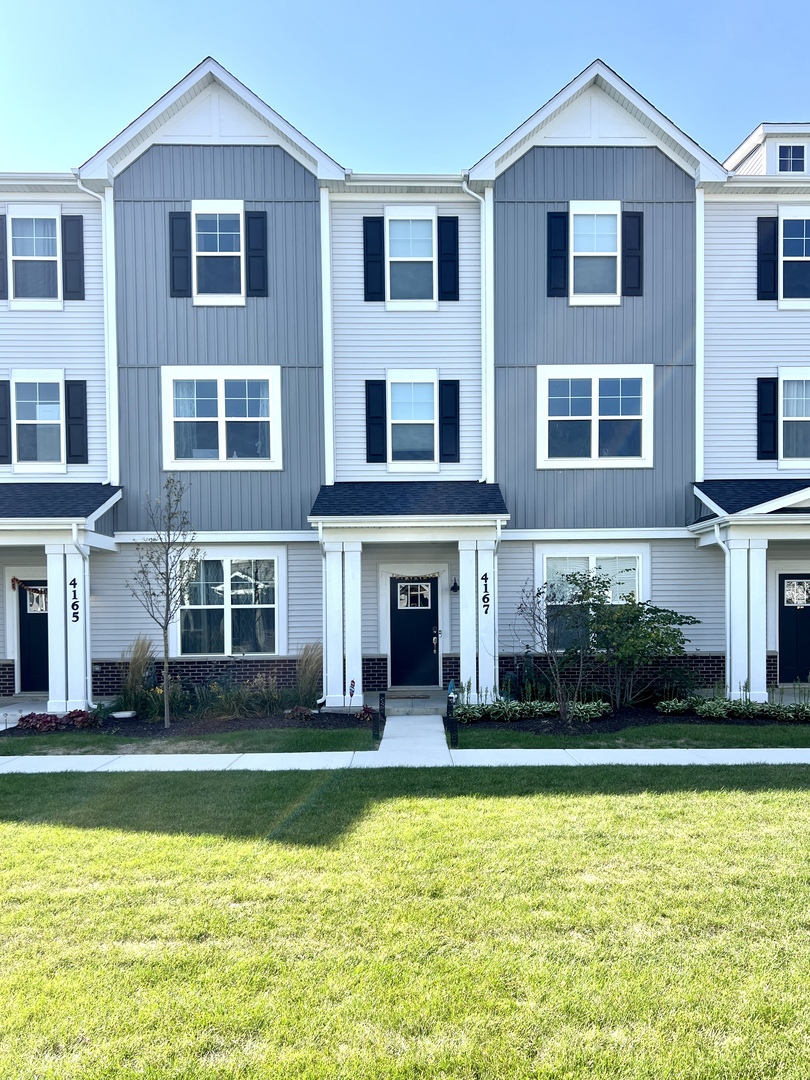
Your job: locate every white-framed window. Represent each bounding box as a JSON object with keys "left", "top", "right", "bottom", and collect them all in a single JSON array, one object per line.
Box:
[
  {"left": 180, "top": 556, "right": 278, "bottom": 655},
  {"left": 545, "top": 555, "right": 640, "bottom": 603},
  {"left": 6, "top": 204, "right": 61, "bottom": 309},
  {"left": 10, "top": 368, "right": 65, "bottom": 472},
  {"left": 535, "top": 544, "right": 650, "bottom": 601},
  {"left": 536, "top": 364, "right": 653, "bottom": 469},
  {"left": 779, "top": 206, "right": 810, "bottom": 307},
  {"left": 385, "top": 206, "right": 438, "bottom": 311},
  {"left": 779, "top": 145, "right": 806, "bottom": 173},
  {"left": 569, "top": 200, "right": 621, "bottom": 306},
  {"left": 777, "top": 366, "right": 810, "bottom": 467},
  {"left": 192, "top": 200, "right": 244, "bottom": 306},
  {"left": 160, "top": 365, "right": 282, "bottom": 471},
  {"left": 387, "top": 368, "right": 438, "bottom": 471}
]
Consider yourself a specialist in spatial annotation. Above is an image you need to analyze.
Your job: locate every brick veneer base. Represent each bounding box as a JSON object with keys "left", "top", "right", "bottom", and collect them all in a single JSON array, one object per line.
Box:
[
  {"left": 0, "top": 661, "right": 15, "bottom": 697},
  {"left": 92, "top": 657, "right": 300, "bottom": 697},
  {"left": 497, "top": 653, "right": 735, "bottom": 693}
]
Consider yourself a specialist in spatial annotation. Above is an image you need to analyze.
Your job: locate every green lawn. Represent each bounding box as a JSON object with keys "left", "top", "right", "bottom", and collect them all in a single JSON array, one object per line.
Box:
[
  {"left": 2, "top": 766, "right": 810, "bottom": 1077},
  {"left": 0, "top": 726, "right": 375, "bottom": 756},
  {"left": 456, "top": 721, "right": 810, "bottom": 750}
]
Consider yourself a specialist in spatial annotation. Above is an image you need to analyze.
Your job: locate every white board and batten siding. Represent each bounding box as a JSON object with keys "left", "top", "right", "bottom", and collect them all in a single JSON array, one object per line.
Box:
[
  {"left": 330, "top": 199, "right": 482, "bottom": 481},
  {"left": 0, "top": 198, "right": 108, "bottom": 482},
  {"left": 704, "top": 198, "right": 810, "bottom": 479}
]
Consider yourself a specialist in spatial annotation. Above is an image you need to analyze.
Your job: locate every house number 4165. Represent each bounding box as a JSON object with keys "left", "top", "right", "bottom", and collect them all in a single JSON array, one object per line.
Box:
[{"left": 69, "top": 577, "right": 80, "bottom": 623}]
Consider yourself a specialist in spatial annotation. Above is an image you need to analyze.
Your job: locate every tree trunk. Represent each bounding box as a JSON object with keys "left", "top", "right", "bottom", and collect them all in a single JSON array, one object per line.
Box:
[{"left": 163, "top": 627, "right": 171, "bottom": 729}]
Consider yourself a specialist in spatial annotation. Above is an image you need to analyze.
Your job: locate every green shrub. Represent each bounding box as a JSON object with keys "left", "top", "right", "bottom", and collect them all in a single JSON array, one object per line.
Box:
[
  {"left": 569, "top": 700, "right": 612, "bottom": 721},
  {"left": 693, "top": 698, "right": 731, "bottom": 719},
  {"left": 656, "top": 698, "right": 697, "bottom": 715},
  {"left": 454, "top": 699, "right": 608, "bottom": 724}
]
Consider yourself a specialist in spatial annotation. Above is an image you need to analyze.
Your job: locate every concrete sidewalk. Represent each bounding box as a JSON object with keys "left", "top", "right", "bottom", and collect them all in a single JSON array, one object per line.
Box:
[{"left": 2, "top": 714, "right": 810, "bottom": 772}]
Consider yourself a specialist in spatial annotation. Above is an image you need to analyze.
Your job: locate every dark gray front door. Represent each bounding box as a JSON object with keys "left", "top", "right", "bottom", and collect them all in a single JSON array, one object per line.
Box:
[
  {"left": 779, "top": 574, "right": 810, "bottom": 684},
  {"left": 390, "top": 578, "right": 439, "bottom": 686},
  {"left": 18, "top": 579, "right": 49, "bottom": 692}
]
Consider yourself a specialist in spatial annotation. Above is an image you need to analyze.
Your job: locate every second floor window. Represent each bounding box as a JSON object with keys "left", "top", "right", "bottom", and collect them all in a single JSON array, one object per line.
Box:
[
  {"left": 15, "top": 380, "right": 61, "bottom": 463},
  {"left": 385, "top": 207, "right": 438, "bottom": 309},
  {"left": 781, "top": 214, "right": 810, "bottom": 300},
  {"left": 11, "top": 216, "right": 58, "bottom": 300},
  {"left": 192, "top": 200, "right": 244, "bottom": 305}
]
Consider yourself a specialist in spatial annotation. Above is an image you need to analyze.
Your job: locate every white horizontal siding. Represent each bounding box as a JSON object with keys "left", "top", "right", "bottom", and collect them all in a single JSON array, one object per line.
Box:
[
  {"left": 0, "top": 549, "right": 51, "bottom": 659},
  {"left": 90, "top": 547, "right": 163, "bottom": 656},
  {"left": 497, "top": 541, "right": 535, "bottom": 653},
  {"left": 287, "top": 544, "right": 322, "bottom": 650},
  {"left": 331, "top": 198, "right": 482, "bottom": 481},
  {"left": 650, "top": 540, "right": 724, "bottom": 651},
  {"left": 0, "top": 199, "right": 107, "bottom": 482},
  {"left": 704, "top": 199, "right": 810, "bottom": 478}
]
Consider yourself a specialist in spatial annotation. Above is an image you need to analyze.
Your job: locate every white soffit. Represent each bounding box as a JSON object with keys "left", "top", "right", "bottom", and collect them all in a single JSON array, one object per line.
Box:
[{"left": 78, "top": 58, "right": 345, "bottom": 182}]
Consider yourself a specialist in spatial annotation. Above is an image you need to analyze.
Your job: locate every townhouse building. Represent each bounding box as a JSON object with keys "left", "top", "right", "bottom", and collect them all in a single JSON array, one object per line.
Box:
[{"left": 1, "top": 58, "right": 807, "bottom": 709}]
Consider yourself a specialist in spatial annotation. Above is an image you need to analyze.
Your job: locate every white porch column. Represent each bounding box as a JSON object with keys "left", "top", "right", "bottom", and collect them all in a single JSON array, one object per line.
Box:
[
  {"left": 65, "top": 550, "right": 89, "bottom": 710},
  {"left": 458, "top": 541, "right": 477, "bottom": 698},
  {"left": 477, "top": 541, "right": 498, "bottom": 701},
  {"left": 343, "top": 541, "right": 363, "bottom": 707},
  {"left": 45, "top": 546, "right": 68, "bottom": 712},
  {"left": 323, "top": 542, "right": 345, "bottom": 708},
  {"left": 726, "top": 539, "right": 750, "bottom": 699},
  {"left": 748, "top": 539, "right": 769, "bottom": 702}
]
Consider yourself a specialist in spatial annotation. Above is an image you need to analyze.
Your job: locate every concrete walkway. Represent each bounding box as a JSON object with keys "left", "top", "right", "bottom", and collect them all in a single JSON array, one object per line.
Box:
[{"left": 2, "top": 714, "right": 810, "bottom": 772}]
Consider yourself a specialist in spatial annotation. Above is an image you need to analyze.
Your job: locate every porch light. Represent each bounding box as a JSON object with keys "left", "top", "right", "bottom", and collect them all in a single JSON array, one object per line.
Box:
[{"left": 450, "top": 577, "right": 460, "bottom": 594}]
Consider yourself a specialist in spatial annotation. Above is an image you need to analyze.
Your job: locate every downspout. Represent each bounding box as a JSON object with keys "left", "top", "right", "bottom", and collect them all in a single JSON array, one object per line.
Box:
[
  {"left": 462, "top": 178, "right": 489, "bottom": 484},
  {"left": 71, "top": 523, "right": 96, "bottom": 708}
]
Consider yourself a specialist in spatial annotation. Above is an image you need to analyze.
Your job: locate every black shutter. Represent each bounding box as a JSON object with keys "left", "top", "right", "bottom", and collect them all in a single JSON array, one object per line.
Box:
[
  {"left": 757, "top": 218, "right": 778, "bottom": 301},
  {"left": 245, "top": 210, "right": 268, "bottom": 297},
  {"left": 622, "top": 211, "right": 643, "bottom": 297},
  {"left": 62, "top": 216, "right": 85, "bottom": 300},
  {"left": 365, "top": 380, "right": 387, "bottom": 462},
  {"left": 438, "top": 216, "right": 459, "bottom": 301},
  {"left": 363, "top": 217, "right": 385, "bottom": 302},
  {"left": 547, "top": 211, "right": 568, "bottom": 297},
  {"left": 757, "top": 377, "right": 778, "bottom": 460},
  {"left": 0, "top": 216, "right": 7, "bottom": 301},
  {"left": 65, "top": 381, "right": 88, "bottom": 464},
  {"left": 169, "top": 212, "right": 192, "bottom": 298},
  {"left": 439, "top": 380, "right": 460, "bottom": 462},
  {"left": 0, "top": 382, "right": 10, "bottom": 465}
]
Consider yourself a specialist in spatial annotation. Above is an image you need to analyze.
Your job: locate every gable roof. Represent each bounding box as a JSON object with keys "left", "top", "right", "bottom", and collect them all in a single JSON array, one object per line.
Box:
[
  {"left": 468, "top": 59, "right": 727, "bottom": 183},
  {"left": 78, "top": 57, "right": 345, "bottom": 183},
  {"left": 694, "top": 479, "right": 810, "bottom": 517},
  {"left": 725, "top": 123, "right": 810, "bottom": 172}
]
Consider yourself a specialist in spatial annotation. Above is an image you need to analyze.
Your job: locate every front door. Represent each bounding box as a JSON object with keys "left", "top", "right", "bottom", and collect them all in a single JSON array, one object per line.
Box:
[
  {"left": 17, "top": 579, "right": 49, "bottom": 692},
  {"left": 390, "top": 578, "right": 439, "bottom": 686},
  {"left": 779, "top": 574, "right": 810, "bottom": 683}
]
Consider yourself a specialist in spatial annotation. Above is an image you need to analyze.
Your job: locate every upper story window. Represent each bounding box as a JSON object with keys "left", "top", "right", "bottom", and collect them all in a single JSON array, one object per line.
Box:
[
  {"left": 536, "top": 364, "right": 654, "bottom": 469},
  {"left": 192, "top": 200, "right": 244, "bottom": 305},
  {"left": 547, "top": 203, "right": 642, "bottom": 305},
  {"left": 12, "top": 216, "right": 58, "bottom": 299},
  {"left": 390, "top": 376, "right": 436, "bottom": 463},
  {"left": 0, "top": 372, "right": 88, "bottom": 471},
  {"left": 781, "top": 211, "right": 810, "bottom": 301},
  {"left": 362, "top": 210, "right": 459, "bottom": 307},
  {"left": 1, "top": 206, "right": 85, "bottom": 310},
  {"left": 364, "top": 371, "right": 460, "bottom": 469},
  {"left": 779, "top": 145, "right": 806, "bottom": 173},
  {"left": 160, "top": 365, "right": 282, "bottom": 471}
]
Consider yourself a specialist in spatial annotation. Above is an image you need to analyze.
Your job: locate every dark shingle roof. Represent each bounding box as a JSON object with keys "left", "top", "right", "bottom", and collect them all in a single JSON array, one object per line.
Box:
[
  {"left": 695, "top": 479, "right": 810, "bottom": 516},
  {"left": 310, "top": 482, "right": 509, "bottom": 518},
  {"left": 0, "top": 483, "right": 121, "bottom": 519}
]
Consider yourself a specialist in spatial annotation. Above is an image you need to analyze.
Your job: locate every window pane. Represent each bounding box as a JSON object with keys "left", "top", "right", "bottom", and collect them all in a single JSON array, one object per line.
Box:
[
  {"left": 391, "top": 382, "right": 434, "bottom": 421},
  {"left": 196, "top": 214, "right": 240, "bottom": 253},
  {"left": 548, "top": 379, "right": 592, "bottom": 418},
  {"left": 783, "top": 261, "right": 810, "bottom": 299},
  {"left": 181, "top": 609, "right": 224, "bottom": 654},
  {"left": 390, "top": 261, "right": 433, "bottom": 300},
  {"left": 16, "top": 382, "right": 60, "bottom": 422},
  {"left": 232, "top": 608, "right": 275, "bottom": 653},
  {"left": 225, "top": 420, "right": 270, "bottom": 459},
  {"left": 11, "top": 218, "right": 56, "bottom": 257},
  {"left": 391, "top": 423, "right": 434, "bottom": 461},
  {"left": 225, "top": 379, "right": 270, "bottom": 418},
  {"left": 594, "top": 556, "right": 638, "bottom": 601},
  {"left": 599, "top": 419, "right": 642, "bottom": 457},
  {"left": 573, "top": 256, "right": 617, "bottom": 294},
  {"left": 13, "top": 261, "right": 58, "bottom": 299},
  {"left": 573, "top": 214, "right": 617, "bottom": 253},
  {"left": 599, "top": 377, "right": 642, "bottom": 416},
  {"left": 174, "top": 420, "right": 219, "bottom": 459},
  {"left": 174, "top": 380, "right": 217, "bottom": 418},
  {"left": 231, "top": 560, "right": 275, "bottom": 606},
  {"left": 389, "top": 219, "right": 433, "bottom": 258},
  {"left": 546, "top": 557, "right": 590, "bottom": 599},
  {"left": 185, "top": 560, "right": 225, "bottom": 607},
  {"left": 783, "top": 381, "right": 810, "bottom": 418},
  {"left": 16, "top": 424, "right": 60, "bottom": 462},
  {"left": 548, "top": 419, "right": 591, "bottom": 457},
  {"left": 783, "top": 421, "right": 810, "bottom": 458},
  {"left": 196, "top": 255, "right": 241, "bottom": 294}
]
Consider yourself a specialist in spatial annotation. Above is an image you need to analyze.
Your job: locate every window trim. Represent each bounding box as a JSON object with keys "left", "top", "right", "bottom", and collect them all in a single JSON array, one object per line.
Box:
[
  {"left": 160, "top": 365, "right": 282, "bottom": 471},
  {"left": 778, "top": 144, "right": 807, "bottom": 174},
  {"left": 777, "top": 365, "right": 810, "bottom": 469},
  {"left": 191, "top": 199, "right": 245, "bottom": 307},
  {"left": 6, "top": 204, "right": 62, "bottom": 311},
  {"left": 536, "top": 363, "right": 654, "bottom": 470},
  {"left": 386, "top": 367, "right": 439, "bottom": 473},
  {"left": 535, "top": 543, "right": 651, "bottom": 604},
  {"left": 778, "top": 205, "right": 810, "bottom": 310},
  {"left": 384, "top": 205, "right": 439, "bottom": 312},
  {"left": 10, "top": 368, "right": 66, "bottom": 474},
  {"left": 568, "top": 200, "right": 621, "bottom": 307}
]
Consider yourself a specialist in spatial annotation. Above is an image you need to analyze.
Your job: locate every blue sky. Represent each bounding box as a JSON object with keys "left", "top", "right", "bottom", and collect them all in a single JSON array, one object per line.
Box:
[{"left": 2, "top": 0, "right": 808, "bottom": 173}]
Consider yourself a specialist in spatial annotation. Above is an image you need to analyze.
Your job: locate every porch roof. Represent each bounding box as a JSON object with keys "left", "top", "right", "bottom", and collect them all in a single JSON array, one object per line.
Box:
[
  {"left": 310, "top": 482, "right": 509, "bottom": 519},
  {"left": 0, "top": 483, "right": 121, "bottom": 522},
  {"left": 694, "top": 479, "right": 810, "bottom": 517}
]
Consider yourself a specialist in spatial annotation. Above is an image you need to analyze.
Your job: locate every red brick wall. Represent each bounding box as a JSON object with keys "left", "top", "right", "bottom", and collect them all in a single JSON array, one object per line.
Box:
[{"left": 92, "top": 657, "right": 300, "bottom": 697}]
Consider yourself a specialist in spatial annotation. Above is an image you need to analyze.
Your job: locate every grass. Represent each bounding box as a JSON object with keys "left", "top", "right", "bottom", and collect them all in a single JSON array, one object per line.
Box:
[
  {"left": 456, "top": 721, "right": 810, "bottom": 750},
  {"left": 2, "top": 766, "right": 810, "bottom": 1077},
  {"left": 0, "top": 726, "right": 375, "bottom": 756}
]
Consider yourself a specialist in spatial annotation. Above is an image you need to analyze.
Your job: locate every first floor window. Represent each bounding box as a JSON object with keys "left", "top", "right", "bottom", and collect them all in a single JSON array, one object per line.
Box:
[
  {"left": 537, "top": 364, "right": 653, "bottom": 468},
  {"left": 161, "top": 366, "right": 282, "bottom": 470},
  {"left": 181, "top": 557, "right": 276, "bottom": 655},
  {"left": 546, "top": 555, "right": 639, "bottom": 603}
]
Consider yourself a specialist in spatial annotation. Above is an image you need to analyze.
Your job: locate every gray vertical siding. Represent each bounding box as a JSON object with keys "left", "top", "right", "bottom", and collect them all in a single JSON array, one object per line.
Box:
[
  {"left": 114, "top": 145, "right": 323, "bottom": 531},
  {"left": 494, "top": 146, "right": 696, "bottom": 529}
]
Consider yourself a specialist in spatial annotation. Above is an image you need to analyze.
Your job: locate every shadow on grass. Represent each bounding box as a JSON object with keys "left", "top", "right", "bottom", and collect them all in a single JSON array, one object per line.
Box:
[{"left": 2, "top": 765, "right": 810, "bottom": 847}]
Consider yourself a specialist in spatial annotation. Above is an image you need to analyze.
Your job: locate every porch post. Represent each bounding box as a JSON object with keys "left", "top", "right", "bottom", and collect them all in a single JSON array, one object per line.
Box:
[
  {"left": 477, "top": 540, "right": 498, "bottom": 701},
  {"left": 343, "top": 541, "right": 363, "bottom": 707},
  {"left": 45, "top": 546, "right": 68, "bottom": 712},
  {"left": 65, "top": 550, "right": 89, "bottom": 710},
  {"left": 748, "top": 539, "right": 769, "bottom": 702},
  {"left": 726, "top": 539, "right": 750, "bottom": 699},
  {"left": 323, "top": 542, "right": 345, "bottom": 708},
  {"left": 458, "top": 540, "right": 477, "bottom": 699}
]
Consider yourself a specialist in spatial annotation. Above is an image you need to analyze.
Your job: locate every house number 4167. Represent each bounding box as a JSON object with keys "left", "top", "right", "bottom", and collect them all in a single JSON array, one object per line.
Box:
[
  {"left": 69, "top": 577, "right": 80, "bottom": 623},
  {"left": 480, "top": 572, "right": 491, "bottom": 615}
]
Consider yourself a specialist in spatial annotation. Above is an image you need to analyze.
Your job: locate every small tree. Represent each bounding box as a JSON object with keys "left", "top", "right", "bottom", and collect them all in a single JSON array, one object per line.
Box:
[{"left": 127, "top": 475, "right": 202, "bottom": 728}]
